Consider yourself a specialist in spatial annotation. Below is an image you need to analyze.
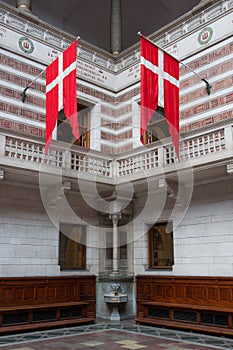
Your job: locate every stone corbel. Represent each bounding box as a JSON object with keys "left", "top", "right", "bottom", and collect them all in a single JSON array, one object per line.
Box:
[
  {"left": 0, "top": 170, "right": 4, "bottom": 181},
  {"left": 166, "top": 180, "right": 187, "bottom": 206},
  {"left": 227, "top": 164, "right": 233, "bottom": 174},
  {"left": 45, "top": 181, "right": 72, "bottom": 208}
]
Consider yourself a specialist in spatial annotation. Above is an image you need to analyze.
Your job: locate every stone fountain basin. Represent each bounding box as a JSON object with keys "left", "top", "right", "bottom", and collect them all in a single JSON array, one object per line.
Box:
[{"left": 104, "top": 294, "right": 128, "bottom": 303}]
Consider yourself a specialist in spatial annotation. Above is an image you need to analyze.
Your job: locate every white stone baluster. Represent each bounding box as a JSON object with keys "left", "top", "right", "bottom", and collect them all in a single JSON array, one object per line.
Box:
[
  {"left": 64, "top": 150, "right": 71, "bottom": 170},
  {"left": 224, "top": 125, "right": 233, "bottom": 150},
  {"left": 158, "top": 146, "right": 165, "bottom": 166},
  {"left": 14, "top": 141, "right": 18, "bottom": 158},
  {"left": 0, "top": 135, "right": 6, "bottom": 156},
  {"left": 25, "top": 142, "right": 29, "bottom": 161},
  {"left": 111, "top": 159, "right": 118, "bottom": 179}
]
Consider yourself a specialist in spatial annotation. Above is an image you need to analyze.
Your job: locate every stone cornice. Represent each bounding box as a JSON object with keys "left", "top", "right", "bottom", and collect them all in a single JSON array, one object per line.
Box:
[{"left": 0, "top": 0, "right": 232, "bottom": 75}]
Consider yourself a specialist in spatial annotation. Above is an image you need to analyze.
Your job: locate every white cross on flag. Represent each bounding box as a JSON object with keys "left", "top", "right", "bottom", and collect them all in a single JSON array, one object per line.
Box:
[
  {"left": 46, "top": 40, "right": 79, "bottom": 153},
  {"left": 140, "top": 36, "right": 179, "bottom": 157}
]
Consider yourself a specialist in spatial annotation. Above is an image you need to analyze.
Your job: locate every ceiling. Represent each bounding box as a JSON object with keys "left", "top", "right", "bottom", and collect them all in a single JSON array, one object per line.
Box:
[{"left": 2, "top": 0, "right": 201, "bottom": 52}]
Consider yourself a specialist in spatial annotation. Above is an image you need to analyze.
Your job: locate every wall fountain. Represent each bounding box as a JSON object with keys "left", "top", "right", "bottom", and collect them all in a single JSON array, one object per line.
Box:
[{"left": 104, "top": 283, "right": 128, "bottom": 321}]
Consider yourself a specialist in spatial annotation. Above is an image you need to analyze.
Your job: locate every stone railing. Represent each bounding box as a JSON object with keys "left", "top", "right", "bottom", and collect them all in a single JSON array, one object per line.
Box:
[
  {"left": 0, "top": 123, "right": 232, "bottom": 181},
  {"left": 1, "top": 135, "right": 113, "bottom": 179},
  {"left": 116, "top": 124, "right": 232, "bottom": 177}
]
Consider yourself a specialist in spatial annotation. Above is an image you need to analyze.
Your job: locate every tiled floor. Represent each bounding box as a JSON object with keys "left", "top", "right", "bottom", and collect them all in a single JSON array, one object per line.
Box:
[{"left": 0, "top": 323, "right": 233, "bottom": 350}]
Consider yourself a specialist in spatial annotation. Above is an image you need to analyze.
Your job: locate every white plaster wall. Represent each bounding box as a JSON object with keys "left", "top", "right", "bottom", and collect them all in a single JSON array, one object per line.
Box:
[
  {"left": 0, "top": 183, "right": 60, "bottom": 277},
  {"left": 86, "top": 225, "right": 100, "bottom": 276},
  {"left": 1, "top": 174, "right": 232, "bottom": 278},
  {"left": 0, "top": 182, "right": 101, "bottom": 277},
  {"left": 132, "top": 183, "right": 169, "bottom": 275},
  {"left": 133, "top": 179, "right": 233, "bottom": 277},
  {"left": 173, "top": 181, "right": 233, "bottom": 276}
]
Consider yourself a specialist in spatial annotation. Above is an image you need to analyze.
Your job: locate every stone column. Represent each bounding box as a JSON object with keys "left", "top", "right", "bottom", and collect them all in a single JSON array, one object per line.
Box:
[
  {"left": 110, "top": 0, "right": 122, "bottom": 54},
  {"left": 16, "top": 0, "right": 31, "bottom": 12},
  {"left": 109, "top": 213, "right": 121, "bottom": 274}
]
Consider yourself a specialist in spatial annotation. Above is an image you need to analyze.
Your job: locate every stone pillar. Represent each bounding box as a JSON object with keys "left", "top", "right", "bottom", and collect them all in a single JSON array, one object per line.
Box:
[
  {"left": 109, "top": 213, "right": 121, "bottom": 274},
  {"left": 0, "top": 135, "right": 6, "bottom": 156},
  {"left": 110, "top": 0, "right": 122, "bottom": 54},
  {"left": 16, "top": 0, "right": 31, "bottom": 12}
]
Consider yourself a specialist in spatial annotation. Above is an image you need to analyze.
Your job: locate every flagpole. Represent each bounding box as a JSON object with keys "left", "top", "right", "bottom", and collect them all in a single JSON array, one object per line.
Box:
[
  {"left": 137, "top": 31, "right": 212, "bottom": 95},
  {"left": 20, "top": 36, "right": 81, "bottom": 103},
  {"left": 21, "top": 68, "right": 45, "bottom": 102}
]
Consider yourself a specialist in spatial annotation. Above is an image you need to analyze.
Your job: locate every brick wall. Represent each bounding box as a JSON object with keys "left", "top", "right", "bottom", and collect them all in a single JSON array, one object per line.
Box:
[{"left": 1, "top": 33, "right": 232, "bottom": 151}]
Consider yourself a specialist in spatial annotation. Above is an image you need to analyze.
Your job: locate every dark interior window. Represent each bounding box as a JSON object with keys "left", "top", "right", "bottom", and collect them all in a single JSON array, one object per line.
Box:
[
  {"left": 59, "top": 224, "right": 86, "bottom": 270},
  {"left": 57, "top": 103, "right": 90, "bottom": 148},
  {"left": 148, "top": 222, "right": 174, "bottom": 268}
]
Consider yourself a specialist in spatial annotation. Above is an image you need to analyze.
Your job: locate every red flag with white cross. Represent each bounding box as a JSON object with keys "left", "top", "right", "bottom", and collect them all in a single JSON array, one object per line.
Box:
[
  {"left": 45, "top": 40, "right": 79, "bottom": 153},
  {"left": 140, "top": 36, "right": 179, "bottom": 158}
]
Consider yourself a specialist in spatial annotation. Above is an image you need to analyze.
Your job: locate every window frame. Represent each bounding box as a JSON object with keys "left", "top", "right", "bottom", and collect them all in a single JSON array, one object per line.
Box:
[
  {"left": 141, "top": 106, "right": 171, "bottom": 145},
  {"left": 56, "top": 103, "right": 91, "bottom": 148},
  {"left": 59, "top": 224, "right": 86, "bottom": 270},
  {"left": 148, "top": 222, "right": 174, "bottom": 269}
]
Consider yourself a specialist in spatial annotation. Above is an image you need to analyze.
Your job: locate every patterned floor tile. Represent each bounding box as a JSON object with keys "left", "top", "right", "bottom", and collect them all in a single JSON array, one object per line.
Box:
[
  {"left": 13, "top": 348, "right": 34, "bottom": 350},
  {"left": 80, "top": 340, "right": 105, "bottom": 347},
  {"left": 159, "top": 344, "right": 196, "bottom": 350},
  {"left": 116, "top": 340, "right": 147, "bottom": 349},
  {"left": 0, "top": 324, "right": 232, "bottom": 350}
]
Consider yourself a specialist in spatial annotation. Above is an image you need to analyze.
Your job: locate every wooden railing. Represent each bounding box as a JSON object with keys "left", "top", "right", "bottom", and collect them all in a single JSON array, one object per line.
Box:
[
  {"left": 136, "top": 276, "right": 233, "bottom": 336},
  {"left": 0, "top": 123, "right": 232, "bottom": 182},
  {"left": 0, "top": 276, "right": 96, "bottom": 334}
]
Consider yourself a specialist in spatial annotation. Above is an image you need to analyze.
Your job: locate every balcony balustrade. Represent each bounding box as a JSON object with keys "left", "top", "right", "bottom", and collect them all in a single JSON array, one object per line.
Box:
[{"left": 0, "top": 123, "right": 232, "bottom": 183}]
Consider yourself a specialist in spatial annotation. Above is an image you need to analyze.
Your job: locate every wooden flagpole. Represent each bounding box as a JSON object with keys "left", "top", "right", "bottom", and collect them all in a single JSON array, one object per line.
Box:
[
  {"left": 138, "top": 31, "right": 212, "bottom": 95},
  {"left": 20, "top": 36, "right": 80, "bottom": 103}
]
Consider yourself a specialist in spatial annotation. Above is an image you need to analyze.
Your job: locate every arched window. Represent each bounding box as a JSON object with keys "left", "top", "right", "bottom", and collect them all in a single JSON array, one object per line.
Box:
[
  {"left": 148, "top": 222, "right": 174, "bottom": 268},
  {"left": 59, "top": 224, "right": 86, "bottom": 270}
]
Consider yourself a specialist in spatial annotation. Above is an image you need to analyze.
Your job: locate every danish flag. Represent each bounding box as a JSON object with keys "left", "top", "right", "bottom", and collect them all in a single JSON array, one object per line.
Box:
[
  {"left": 140, "top": 36, "right": 180, "bottom": 157},
  {"left": 46, "top": 40, "right": 79, "bottom": 153}
]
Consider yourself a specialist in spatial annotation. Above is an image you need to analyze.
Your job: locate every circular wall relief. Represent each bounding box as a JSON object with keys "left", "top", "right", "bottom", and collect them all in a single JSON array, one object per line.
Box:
[
  {"left": 18, "top": 36, "right": 34, "bottom": 54},
  {"left": 198, "top": 27, "right": 213, "bottom": 45}
]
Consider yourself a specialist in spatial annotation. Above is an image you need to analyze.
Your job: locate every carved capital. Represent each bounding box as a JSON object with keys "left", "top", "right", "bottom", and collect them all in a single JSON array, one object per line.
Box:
[{"left": 109, "top": 213, "right": 121, "bottom": 224}]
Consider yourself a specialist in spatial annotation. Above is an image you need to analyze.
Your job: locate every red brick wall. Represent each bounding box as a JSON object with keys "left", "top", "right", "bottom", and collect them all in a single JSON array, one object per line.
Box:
[{"left": 1, "top": 36, "right": 232, "bottom": 150}]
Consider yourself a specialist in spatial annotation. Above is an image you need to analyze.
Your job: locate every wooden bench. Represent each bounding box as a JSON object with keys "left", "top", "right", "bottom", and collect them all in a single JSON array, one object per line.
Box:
[
  {"left": 0, "top": 276, "right": 96, "bottom": 334},
  {"left": 136, "top": 276, "right": 233, "bottom": 336}
]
